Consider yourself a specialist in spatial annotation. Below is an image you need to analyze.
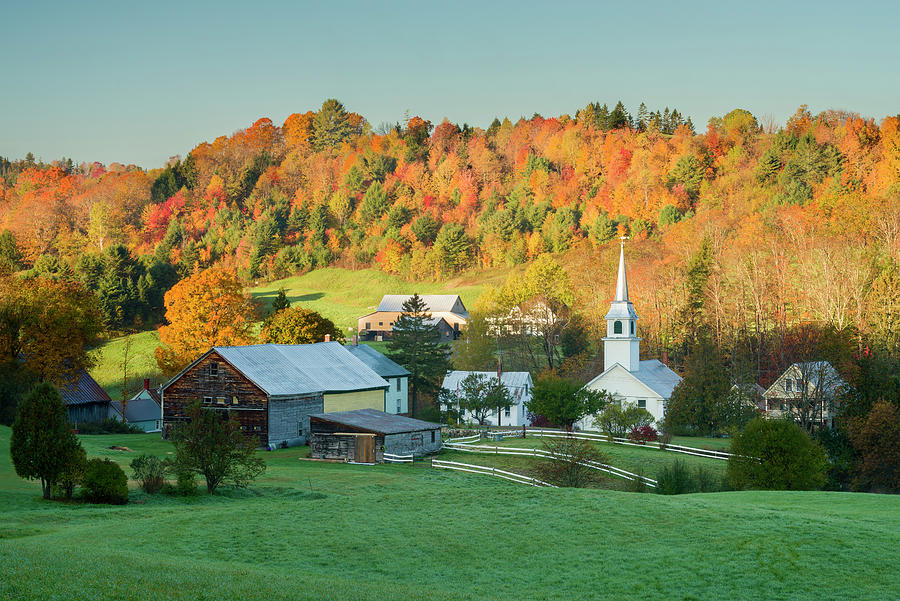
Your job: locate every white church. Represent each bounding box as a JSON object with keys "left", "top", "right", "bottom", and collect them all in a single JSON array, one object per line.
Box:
[{"left": 578, "top": 239, "right": 682, "bottom": 430}]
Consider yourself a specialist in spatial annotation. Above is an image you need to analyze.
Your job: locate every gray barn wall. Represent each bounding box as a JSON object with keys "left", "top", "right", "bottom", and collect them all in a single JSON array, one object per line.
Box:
[
  {"left": 68, "top": 402, "right": 115, "bottom": 425},
  {"left": 384, "top": 429, "right": 442, "bottom": 456},
  {"left": 268, "top": 393, "right": 323, "bottom": 447}
]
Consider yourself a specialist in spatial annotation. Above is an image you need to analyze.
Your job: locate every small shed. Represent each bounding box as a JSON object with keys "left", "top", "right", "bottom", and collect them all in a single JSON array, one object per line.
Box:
[
  {"left": 309, "top": 409, "right": 442, "bottom": 463},
  {"left": 61, "top": 370, "right": 115, "bottom": 425}
]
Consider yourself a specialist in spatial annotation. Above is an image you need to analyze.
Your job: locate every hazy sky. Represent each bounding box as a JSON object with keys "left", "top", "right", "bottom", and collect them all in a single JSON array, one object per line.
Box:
[{"left": 2, "top": 0, "right": 897, "bottom": 169}]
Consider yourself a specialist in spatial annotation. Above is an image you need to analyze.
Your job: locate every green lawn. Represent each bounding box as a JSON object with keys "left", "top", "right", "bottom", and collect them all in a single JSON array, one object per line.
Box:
[
  {"left": 88, "top": 330, "right": 162, "bottom": 400},
  {"left": 2, "top": 425, "right": 899, "bottom": 601}
]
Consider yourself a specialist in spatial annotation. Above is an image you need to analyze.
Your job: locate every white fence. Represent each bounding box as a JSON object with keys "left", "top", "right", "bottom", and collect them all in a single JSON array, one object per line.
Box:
[
  {"left": 383, "top": 452, "right": 414, "bottom": 463},
  {"left": 442, "top": 442, "right": 657, "bottom": 487},
  {"left": 431, "top": 459, "right": 557, "bottom": 487},
  {"left": 483, "top": 428, "right": 733, "bottom": 461}
]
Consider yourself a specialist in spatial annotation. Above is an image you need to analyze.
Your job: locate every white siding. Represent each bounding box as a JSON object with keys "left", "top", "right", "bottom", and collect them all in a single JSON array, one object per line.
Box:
[
  {"left": 578, "top": 366, "right": 665, "bottom": 430},
  {"left": 384, "top": 376, "right": 409, "bottom": 414}
]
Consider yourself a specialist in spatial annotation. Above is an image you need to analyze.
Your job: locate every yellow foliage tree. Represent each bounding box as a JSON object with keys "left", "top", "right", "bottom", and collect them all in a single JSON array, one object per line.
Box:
[{"left": 155, "top": 268, "right": 257, "bottom": 375}]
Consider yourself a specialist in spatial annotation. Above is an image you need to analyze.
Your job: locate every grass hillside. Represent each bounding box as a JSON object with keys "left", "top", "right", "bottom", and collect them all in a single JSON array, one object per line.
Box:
[
  {"left": 2, "top": 426, "right": 899, "bottom": 601},
  {"left": 89, "top": 266, "right": 507, "bottom": 394}
]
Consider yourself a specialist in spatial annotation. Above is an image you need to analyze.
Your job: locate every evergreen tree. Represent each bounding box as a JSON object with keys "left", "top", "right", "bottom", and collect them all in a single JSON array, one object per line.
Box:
[
  {"left": 433, "top": 223, "right": 473, "bottom": 275},
  {"left": 270, "top": 288, "right": 291, "bottom": 315},
  {"left": 608, "top": 101, "right": 630, "bottom": 130},
  {"left": 387, "top": 294, "right": 450, "bottom": 418},
  {"left": 0, "top": 230, "right": 22, "bottom": 274},
  {"left": 312, "top": 98, "right": 352, "bottom": 152},
  {"left": 637, "top": 102, "right": 649, "bottom": 131},
  {"left": 10, "top": 383, "right": 84, "bottom": 499}
]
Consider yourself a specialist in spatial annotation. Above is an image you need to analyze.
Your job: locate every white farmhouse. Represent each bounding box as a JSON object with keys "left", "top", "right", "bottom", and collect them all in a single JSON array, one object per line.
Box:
[
  {"left": 441, "top": 370, "right": 533, "bottom": 427},
  {"left": 577, "top": 239, "right": 681, "bottom": 429}
]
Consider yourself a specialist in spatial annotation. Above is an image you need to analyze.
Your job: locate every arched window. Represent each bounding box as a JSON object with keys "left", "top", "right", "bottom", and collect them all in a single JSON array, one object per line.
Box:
[
  {"left": 613, "top": 321, "right": 623, "bottom": 334},
  {"left": 630, "top": 321, "right": 635, "bottom": 335}
]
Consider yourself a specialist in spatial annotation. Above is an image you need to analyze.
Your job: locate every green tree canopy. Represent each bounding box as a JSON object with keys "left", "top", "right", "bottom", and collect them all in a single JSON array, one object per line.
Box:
[
  {"left": 313, "top": 99, "right": 352, "bottom": 152},
  {"left": 259, "top": 307, "right": 343, "bottom": 345},
  {"left": 727, "top": 418, "right": 827, "bottom": 490},
  {"left": 526, "top": 373, "right": 611, "bottom": 430},
  {"left": 10, "top": 382, "right": 84, "bottom": 499}
]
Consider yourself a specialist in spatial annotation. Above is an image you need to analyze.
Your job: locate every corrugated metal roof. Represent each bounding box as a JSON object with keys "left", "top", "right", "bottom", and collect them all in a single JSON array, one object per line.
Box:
[
  {"left": 309, "top": 408, "right": 441, "bottom": 434},
  {"left": 344, "top": 344, "right": 410, "bottom": 378},
  {"left": 60, "top": 370, "right": 112, "bottom": 406},
  {"left": 111, "top": 397, "right": 161, "bottom": 422},
  {"left": 213, "top": 342, "right": 389, "bottom": 397},
  {"left": 441, "top": 371, "right": 533, "bottom": 403},
  {"left": 376, "top": 295, "right": 468, "bottom": 316}
]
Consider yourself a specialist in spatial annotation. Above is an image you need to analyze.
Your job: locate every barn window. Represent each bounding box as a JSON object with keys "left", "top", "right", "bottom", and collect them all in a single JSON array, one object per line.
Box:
[
  {"left": 396, "top": 399, "right": 401, "bottom": 413},
  {"left": 430, "top": 430, "right": 435, "bottom": 443},
  {"left": 614, "top": 321, "right": 623, "bottom": 334},
  {"left": 637, "top": 399, "right": 646, "bottom": 409},
  {"left": 379, "top": 321, "right": 383, "bottom": 326},
  {"left": 298, "top": 423, "right": 303, "bottom": 437},
  {"left": 203, "top": 396, "right": 213, "bottom": 405},
  {"left": 232, "top": 396, "right": 239, "bottom": 405},
  {"left": 365, "top": 322, "right": 371, "bottom": 329},
  {"left": 209, "top": 362, "right": 219, "bottom": 378},
  {"left": 630, "top": 321, "right": 635, "bottom": 335},
  {"left": 216, "top": 397, "right": 226, "bottom": 405}
]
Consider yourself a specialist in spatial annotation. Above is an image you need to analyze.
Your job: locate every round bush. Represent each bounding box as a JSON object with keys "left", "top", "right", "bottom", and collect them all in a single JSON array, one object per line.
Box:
[
  {"left": 727, "top": 418, "right": 826, "bottom": 490},
  {"left": 83, "top": 458, "right": 128, "bottom": 504}
]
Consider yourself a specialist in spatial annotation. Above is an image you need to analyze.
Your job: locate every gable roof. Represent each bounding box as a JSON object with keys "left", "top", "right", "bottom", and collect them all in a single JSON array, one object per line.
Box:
[
  {"left": 344, "top": 344, "right": 410, "bottom": 378},
  {"left": 60, "top": 370, "right": 112, "bottom": 406},
  {"left": 309, "top": 408, "right": 441, "bottom": 434},
  {"left": 111, "top": 397, "right": 161, "bottom": 423},
  {"left": 164, "top": 342, "right": 389, "bottom": 398},
  {"left": 441, "top": 371, "right": 534, "bottom": 403},
  {"left": 584, "top": 360, "right": 682, "bottom": 400},
  {"left": 376, "top": 295, "right": 468, "bottom": 316},
  {"left": 763, "top": 361, "right": 848, "bottom": 398}
]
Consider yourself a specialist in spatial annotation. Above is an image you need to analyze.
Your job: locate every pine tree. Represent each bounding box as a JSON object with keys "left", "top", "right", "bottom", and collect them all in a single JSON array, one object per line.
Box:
[
  {"left": 637, "top": 103, "right": 649, "bottom": 131},
  {"left": 387, "top": 294, "right": 450, "bottom": 418},
  {"left": 608, "top": 101, "right": 630, "bottom": 130},
  {"left": 312, "top": 98, "right": 352, "bottom": 152},
  {"left": 270, "top": 288, "right": 291, "bottom": 315}
]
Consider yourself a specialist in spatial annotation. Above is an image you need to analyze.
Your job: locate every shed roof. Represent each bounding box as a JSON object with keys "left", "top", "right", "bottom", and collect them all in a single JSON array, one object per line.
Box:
[
  {"left": 309, "top": 408, "right": 442, "bottom": 435},
  {"left": 111, "top": 397, "right": 161, "bottom": 423},
  {"left": 166, "top": 342, "right": 389, "bottom": 398},
  {"left": 60, "top": 370, "right": 112, "bottom": 406},
  {"left": 344, "top": 344, "right": 410, "bottom": 378},
  {"left": 376, "top": 294, "right": 468, "bottom": 316}
]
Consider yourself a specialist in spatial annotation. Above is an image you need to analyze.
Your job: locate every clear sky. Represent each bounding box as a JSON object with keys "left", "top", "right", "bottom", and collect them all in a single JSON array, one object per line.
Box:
[{"left": 2, "top": 0, "right": 897, "bottom": 169}]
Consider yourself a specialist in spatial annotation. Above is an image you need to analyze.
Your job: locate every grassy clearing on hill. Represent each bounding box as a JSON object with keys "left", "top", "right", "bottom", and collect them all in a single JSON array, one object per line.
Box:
[
  {"left": 2, "top": 426, "right": 899, "bottom": 601},
  {"left": 88, "top": 330, "right": 161, "bottom": 400}
]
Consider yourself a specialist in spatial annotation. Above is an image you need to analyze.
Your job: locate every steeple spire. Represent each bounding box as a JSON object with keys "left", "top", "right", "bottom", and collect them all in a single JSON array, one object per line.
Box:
[{"left": 615, "top": 235, "right": 629, "bottom": 301}]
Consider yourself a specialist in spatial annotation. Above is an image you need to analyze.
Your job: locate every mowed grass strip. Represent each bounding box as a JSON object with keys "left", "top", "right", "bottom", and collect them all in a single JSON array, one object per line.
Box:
[{"left": 2, "top": 426, "right": 899, "bottom": 600}]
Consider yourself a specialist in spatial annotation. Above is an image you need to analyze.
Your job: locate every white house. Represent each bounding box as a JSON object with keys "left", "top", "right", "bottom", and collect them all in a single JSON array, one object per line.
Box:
[
  {"left": 577, "top": 238, "right": 682, "bottom": 430},
  {"left": 762, "top": 361, "right": 848, "bottom": 429},
  {"left": 344, "top": 343, "right": 411, "bottom": 415},
  {"left": 441, "top": 370, "right": 533, "bottom": 427}
]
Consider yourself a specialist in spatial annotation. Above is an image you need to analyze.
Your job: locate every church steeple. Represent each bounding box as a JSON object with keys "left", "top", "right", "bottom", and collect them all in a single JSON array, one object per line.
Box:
[{"left": 603, "top": 236, "right": 640, "bottom": 372}]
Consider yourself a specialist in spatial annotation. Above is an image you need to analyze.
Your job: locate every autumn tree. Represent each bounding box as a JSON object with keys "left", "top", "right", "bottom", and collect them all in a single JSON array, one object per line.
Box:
[
  {"left": 259, "top": 307, "right": 343, "bottom": 345},
  {"left": 155, "top": 268, "right": 257, "bottom": 375},
  {"left": 848, "top": 400, "right": 900, "bottom": 492}
]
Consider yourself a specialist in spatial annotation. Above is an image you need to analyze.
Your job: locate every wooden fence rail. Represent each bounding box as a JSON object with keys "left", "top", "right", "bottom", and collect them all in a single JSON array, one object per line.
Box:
[
  {"left": 441, "top": 442, "right": 658, "bottom": 487},
  {"left": 431, "top": 459, "right": 557, "bottom": 488}
]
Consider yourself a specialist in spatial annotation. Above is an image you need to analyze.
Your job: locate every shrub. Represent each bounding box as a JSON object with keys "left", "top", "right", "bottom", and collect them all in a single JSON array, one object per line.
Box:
[
  {"left": 847, "top": 400, "right": 900, "bottom": 492},
  {"left": 628, "top": 425, "right": 659, "bottom": 444},
  {"left": 55, "top": 446, "right": 87, "bottom": 500},
  {"left": 82, "top": 458, "right": 128, "bottom": 504},
  {"left": 594, "top": 402, "right": 654, "bottom": 438},
  {"left": 76, "top": 418, "right": 143, "bottom": 435},
  {"left": 175, "top": 468, "right": 198, "bottom": 496},
  {"left": 536, "top": 436, "right": 607, "bottom": 488},
  {"left": 130, "top": 454, "right": 166, "bottom": 494},
  {"left": 727, "top": 418, "right": 827, "bottom": 490},
  {"left": 628, "top": 468, "right": 648, "bottom": 493},
  {"left": 656, "top": 459, "right": 697, "bottom": 495}
]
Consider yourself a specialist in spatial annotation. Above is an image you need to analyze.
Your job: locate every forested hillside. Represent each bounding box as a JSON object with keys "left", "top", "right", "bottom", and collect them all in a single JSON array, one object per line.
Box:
[{"left": 0, "top": 101, "right": 898, "bottom": 375}]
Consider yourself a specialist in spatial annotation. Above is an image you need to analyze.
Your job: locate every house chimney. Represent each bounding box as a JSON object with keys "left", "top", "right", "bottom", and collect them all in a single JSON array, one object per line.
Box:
[
  {"left": 144, "top": 378, "right": 150, "bottom": 391},
  {"left": 661, "top": 351, "right": 669, "bottom": 366},
  {"left": 324, "top": 334, "right": 331, "bottom": 342}
]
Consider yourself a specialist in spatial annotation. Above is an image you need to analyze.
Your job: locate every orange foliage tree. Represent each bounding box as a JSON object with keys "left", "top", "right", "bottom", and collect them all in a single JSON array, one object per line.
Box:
[{"left": 155, "top": 268, "right": 257, "bottom": 375}]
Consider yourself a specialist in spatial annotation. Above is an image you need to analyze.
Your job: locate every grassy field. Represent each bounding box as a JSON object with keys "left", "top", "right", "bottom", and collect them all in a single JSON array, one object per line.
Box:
[
  {"left": 88, "top": 265, "right": 505, "bottom": 395},
  {"left": 2, "top": 426, "right": 899, "bottom": 601},
  {"left": 248, "top": 266, "right": 509, "bottom": 331}
]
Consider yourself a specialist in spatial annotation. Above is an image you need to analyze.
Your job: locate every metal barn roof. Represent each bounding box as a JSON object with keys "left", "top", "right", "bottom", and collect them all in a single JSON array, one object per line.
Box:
[
  {"left": 210, "top": 342, "right": 389, "bottom": 398},
  {"left": 309, "top": 408, "right": 442, "bottom": 434},
  {"left": 344, "top": 344, "right": 410, "bottom": 378},
  {"left": 376, "top": 294, "right": 468, "bottom": 316},
  {"left": 60, "top": 370, "right": 112, "bottom": 406}
]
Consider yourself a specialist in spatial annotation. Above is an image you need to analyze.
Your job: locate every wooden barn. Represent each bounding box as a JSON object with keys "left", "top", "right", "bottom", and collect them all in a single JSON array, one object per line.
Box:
[
  {"left": 61, "top": 370, "right": 115, "bottom": 425},
  {"left": 309, "top": 409, "right": 442, "bottom": 463},
  {"left": 161, "top": 342, "right": 389, "bottom": 447}
]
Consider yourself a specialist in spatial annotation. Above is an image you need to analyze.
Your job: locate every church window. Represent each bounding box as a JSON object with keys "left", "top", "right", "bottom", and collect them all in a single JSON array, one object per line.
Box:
[
  {"left": 630, "top": 321, "right": 635, "bottom": 334},
  {"left": 637, "top": 399, "right": 646, "bottom": 409},
  {"left": 614, "top": 321, "right": 623, "bottom": 334}
]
